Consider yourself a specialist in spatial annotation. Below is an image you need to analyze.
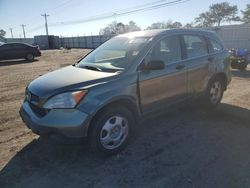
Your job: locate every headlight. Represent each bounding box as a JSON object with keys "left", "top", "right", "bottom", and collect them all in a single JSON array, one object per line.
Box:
[{"left": 43, "top": 90, "right": 87, "bottom": 109}]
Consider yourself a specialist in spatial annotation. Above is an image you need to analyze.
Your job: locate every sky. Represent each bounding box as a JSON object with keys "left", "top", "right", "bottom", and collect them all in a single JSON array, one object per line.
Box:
[{"left": 0, "top": 0, "right": 249, "bottom": 38}]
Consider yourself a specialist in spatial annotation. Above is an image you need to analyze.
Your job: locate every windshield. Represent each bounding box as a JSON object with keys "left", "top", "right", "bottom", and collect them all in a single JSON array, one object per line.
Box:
[{"left": 77, "top": 36, "right": 150, "bottom": 72}]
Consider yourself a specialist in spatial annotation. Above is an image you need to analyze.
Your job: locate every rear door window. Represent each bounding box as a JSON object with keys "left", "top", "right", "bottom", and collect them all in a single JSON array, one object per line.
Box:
[{"left": 183, "top": 35, "right": 208, "bottom": 59}]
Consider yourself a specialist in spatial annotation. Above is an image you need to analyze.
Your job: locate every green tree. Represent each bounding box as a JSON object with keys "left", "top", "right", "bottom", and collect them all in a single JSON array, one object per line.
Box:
[
  {"left": 241, "top": 4, "right": 250, "bottom": 24},
  {"left": 147, "top": 20, "right": 182, "bottom": 29},
  {"left": 183, "top": 22, "right": 195, "bottom": 28},
  {"left": 195, "top": 12, "right": 214, "bottom": 27},
  {"left": 146, "top": 22, "right": 167, "bottom": 29},
  {"left": 168, "top": 21, "right": 182, "bottom": 28},
  {"left": 125, "top": 21, "right": 141, "bottom": 32},
  {"left": 99, "top": 21, "right": 141, "bottom": 35},
  {"left": 195, "top": 2, "right": 240, "bottom": 27},
  {"left": 99, "top": 21, "right": 124, "bottom": 35},
  {"left": 0, "top": 29, "right": 6, "bottom": 39}
]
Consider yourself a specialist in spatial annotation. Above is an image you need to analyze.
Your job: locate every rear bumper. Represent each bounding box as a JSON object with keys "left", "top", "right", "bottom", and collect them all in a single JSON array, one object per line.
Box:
[{"left": 19, "top": 101, "right": 91, "bottom": 138}]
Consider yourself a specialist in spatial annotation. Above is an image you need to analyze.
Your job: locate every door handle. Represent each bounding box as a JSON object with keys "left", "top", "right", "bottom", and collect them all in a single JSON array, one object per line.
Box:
[{"left": 176, "top": 64, "right": 185, "bottom": 70}]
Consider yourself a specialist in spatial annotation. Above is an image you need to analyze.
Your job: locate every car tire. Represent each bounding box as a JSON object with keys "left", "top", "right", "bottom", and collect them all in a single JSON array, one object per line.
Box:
[
  {"left": 239, "top": 63, "right": 247, "bottom": 71},
  {"left": 203, "top": 77, "right": 224, "bottom": 108},
  {"left": 89, "top": 106, "right": 134, "bottom": 155},
  {"left": 25, "top": 53, "right": 34, "bottom": 61}
]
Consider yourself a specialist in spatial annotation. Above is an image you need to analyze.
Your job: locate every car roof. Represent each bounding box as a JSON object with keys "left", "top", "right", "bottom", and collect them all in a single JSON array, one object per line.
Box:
[
  {"left": 118, "top": 28, "right": 217, "bottom": 38},
  {"left": 4, "top": 42, "right": 27, "bottom": 45}
]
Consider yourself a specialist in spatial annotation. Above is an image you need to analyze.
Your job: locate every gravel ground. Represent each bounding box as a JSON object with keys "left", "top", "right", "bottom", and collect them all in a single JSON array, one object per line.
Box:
[{"left": 0, "top": 49, "right": 249, "bottom": 188}]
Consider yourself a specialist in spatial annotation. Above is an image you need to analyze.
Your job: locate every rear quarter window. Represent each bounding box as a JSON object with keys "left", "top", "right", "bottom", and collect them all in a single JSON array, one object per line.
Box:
[{"left": 209, "top": 39, "right": 224, "bottom": 53}]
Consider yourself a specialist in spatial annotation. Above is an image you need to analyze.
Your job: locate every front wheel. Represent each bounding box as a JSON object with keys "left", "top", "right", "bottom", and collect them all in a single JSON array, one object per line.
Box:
[
  {"left": 25, "top": 53, "right": 34, "bottom": 61},
  {"left": 89, "top": 106, "right": 134, "bottom": 155},
  {"left": 239, "top": 63, "right": 247, "bottom": 71},
  {"left": 204, "top": 78, "right": 224, "bottom": 108}
]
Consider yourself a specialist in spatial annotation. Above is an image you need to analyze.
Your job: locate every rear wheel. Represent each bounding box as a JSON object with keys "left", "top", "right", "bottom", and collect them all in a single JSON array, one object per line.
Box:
[
  {"left": 89, "top": 106, "right": 134, "bottom": 155},
  {"left": 25, "top": 53, "right": 34, "bottom": 61},
  {"left": 204, "top": 77, "right": 224, "bottom": 108}
]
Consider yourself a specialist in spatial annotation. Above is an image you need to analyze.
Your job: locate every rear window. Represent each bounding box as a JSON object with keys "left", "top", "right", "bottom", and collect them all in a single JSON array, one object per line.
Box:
[
  {"left": 183, "top": 35, "right": 208, "bottom": 59},
  {"left": 0, "top": 44, "right": 11, "bottom": 49}
]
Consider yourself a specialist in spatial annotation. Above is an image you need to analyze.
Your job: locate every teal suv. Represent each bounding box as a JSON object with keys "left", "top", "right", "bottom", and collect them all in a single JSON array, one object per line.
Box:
[{"left": 20, "top": 29, "right": 231, "bottom": 154}]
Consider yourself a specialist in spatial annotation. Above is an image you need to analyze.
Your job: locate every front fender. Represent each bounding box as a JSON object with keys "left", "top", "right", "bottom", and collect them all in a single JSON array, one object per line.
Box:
[{"left": 77, "top": 73, "right": 139, "bottom": 116}]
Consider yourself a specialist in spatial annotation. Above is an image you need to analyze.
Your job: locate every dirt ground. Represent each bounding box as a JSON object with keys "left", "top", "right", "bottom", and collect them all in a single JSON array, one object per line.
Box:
[{"left": 0, "top": 49, "right": 249, "bottom": 188}]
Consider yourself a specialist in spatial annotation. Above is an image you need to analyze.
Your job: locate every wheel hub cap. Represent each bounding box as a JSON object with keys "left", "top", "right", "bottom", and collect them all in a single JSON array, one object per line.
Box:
[
  {"left": 100, "top": 116, "right": 128, "bottom": 150},
  {"left": 110, "top": 125, "right": 121, "bottom": 138},
  {"left": 210, "top": 81, "right": 222, "bottom": 104}
]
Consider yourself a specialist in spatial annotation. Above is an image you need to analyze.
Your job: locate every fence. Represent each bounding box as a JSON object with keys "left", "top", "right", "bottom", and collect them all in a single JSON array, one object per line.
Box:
[
  {"left": 59, "top": 25, "right": 250, "bottom": 49},
  {"left": 2, "top": 24, "right": 250, "bottom": 50},
  {"left": 209, "top": 24, "right": 250, "bottom": 49},
  {"left": 1, "top": 38, "right": 34, "bottom": 44},
  {"left": 60, "top": 35, "right": 113, "bottom": 49},
  {"left": 2, "top": 35, "right": 114, "bottom": 49}
]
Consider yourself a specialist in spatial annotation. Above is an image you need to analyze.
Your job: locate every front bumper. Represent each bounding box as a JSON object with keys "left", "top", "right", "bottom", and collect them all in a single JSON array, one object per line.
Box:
[{"left": 19, "top": 101, "right": 91, "bottom": 138}]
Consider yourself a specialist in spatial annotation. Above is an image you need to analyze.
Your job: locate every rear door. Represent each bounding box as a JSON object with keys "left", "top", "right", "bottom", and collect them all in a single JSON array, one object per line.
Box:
[
  {"left": 181, "top": 35, "right": 210, "bottom": 94},
  {"left": 138, "top": 35, "right": 188, "bottom": 113}
]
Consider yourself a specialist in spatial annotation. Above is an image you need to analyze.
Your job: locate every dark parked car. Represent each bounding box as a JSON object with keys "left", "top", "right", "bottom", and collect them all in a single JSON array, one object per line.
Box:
[
  {"left": 20, "top": 29, "right": 231, "bottom": 155},
  {"left": 0, "top": 42, "right": 41, "bottom": 61}
]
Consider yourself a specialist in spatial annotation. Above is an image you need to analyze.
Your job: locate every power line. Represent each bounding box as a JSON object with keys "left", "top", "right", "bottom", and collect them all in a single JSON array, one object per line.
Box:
[
  {"left": 49, "top": 0, "right": 190, "bottom": 27},
  {"left": 46, "top": 0, "right": 75, "bottom": 15},
  {"left": 114, "top": 0, "right": 182, "bottom": 15},
  {"left": 20, "top": 0, "right": 75, "bottom": 29},
  {"left": 24, "top": 0, "right": 190, "bottom": 34},
  {"left": 26, "top": 25, "right": 44, "bottom": 33},
  {"left": 20, "top": 24, "right": 26, "bottom": 38},
  {"left": 13, "top": 0, "right": 75, "bottom": 36},
  {"left": 41, "top": 13, "right": 50, "bottom": 36}
]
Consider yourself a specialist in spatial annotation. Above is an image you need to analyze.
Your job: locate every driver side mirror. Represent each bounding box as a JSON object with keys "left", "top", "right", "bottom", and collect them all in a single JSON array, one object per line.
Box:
[{"left": 139, "top": 60, "right": 165, "bottom": 71}]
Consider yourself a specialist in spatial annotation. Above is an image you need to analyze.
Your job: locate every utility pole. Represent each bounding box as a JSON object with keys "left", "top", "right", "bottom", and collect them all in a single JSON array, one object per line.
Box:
[
  {"left": 20, "top": 24, "right": 26, "bottom": 38},
  {"left": 9, "top": 28, "right": 13, "bottom": 38},
  {"left": 41, "top": 13, "right": 49, "bottom": 36}
]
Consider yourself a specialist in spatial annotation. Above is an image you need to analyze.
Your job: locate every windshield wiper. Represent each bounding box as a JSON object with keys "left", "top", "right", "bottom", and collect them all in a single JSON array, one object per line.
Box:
[{"left": 80, "top": 65, "right": 102, "bottom": 72}]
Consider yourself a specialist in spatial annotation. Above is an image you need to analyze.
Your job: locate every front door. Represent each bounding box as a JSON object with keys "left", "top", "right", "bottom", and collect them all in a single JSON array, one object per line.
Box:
[{"left": 138, "top": 35, "right": 188, "bottom": 114}]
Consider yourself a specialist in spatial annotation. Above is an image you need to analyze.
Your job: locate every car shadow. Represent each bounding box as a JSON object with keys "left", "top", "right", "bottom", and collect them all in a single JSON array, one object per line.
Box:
[
  {"left": 0, "top": 103, "right": 249, "bottom": 187},
  {"left": 0, "top": 59, "right": 38, "bottom": 67}
]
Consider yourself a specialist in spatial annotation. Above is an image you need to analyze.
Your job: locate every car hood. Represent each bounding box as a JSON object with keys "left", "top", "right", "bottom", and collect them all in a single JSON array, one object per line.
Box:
[{"left": 28, "top": 65, "right": 118, "bottom": 98}]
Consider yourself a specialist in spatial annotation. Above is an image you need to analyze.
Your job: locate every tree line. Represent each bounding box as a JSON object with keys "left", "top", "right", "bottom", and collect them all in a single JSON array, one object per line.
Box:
[{"left": 100, "top": 2, "right": 250, "bottom": 35}]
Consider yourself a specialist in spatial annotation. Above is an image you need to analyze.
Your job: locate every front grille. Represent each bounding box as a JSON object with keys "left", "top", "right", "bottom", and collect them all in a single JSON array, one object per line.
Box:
[
  {"left": 26, "top": 89, "right": 49, "bottom": 118},
  {"left": 29, "top": 102, "right": 48, "bottom": 118}
]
